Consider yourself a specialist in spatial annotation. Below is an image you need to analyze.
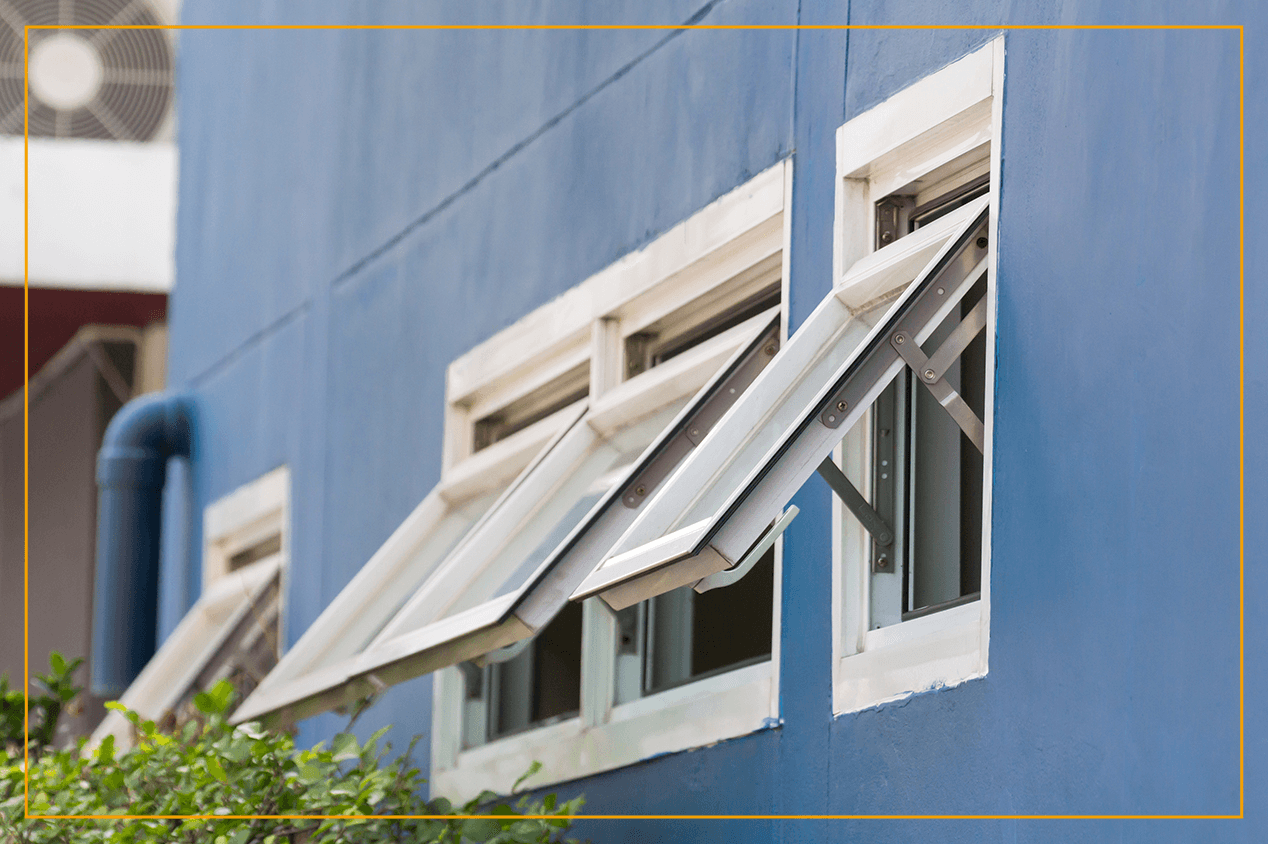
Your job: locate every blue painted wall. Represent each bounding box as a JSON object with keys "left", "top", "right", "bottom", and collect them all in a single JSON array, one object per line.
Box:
[{"left": 167, "top": 1, "right": 1262, "bottom": 840}]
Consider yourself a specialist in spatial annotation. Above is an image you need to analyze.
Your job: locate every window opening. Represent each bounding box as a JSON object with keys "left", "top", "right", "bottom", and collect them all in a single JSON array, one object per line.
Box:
[
  {"left": 478, "top": 600, "right": 583, "bottom": 744},
  {"left": 875, "top": 159, "right": 990, "bottom": 248},
  {"left": 456, "top": 317, "right": 781, "bottom": 741},
  {"left": 627, "top": 546, "right": 774, "bottom": 699},
  {"left": 625, "top": 286, "right": 780, "bottom": 379},
  {"left": 864, "top": 276, "right": 986, "bottom": 628},
  {"left": 473, "top": 362, "right": 589, "bottom": 452},
  {"left": 227, "top": 533, "right": 282, "bottom": 573},
  {"left": 861, "top": 181, "right": 989, "bottom": 627},
  {"left": 909, "top": 173, "right": 990, "bottom": 231},
  {"left": 814, "top": 238, "right": 987, "bottom": 627}
]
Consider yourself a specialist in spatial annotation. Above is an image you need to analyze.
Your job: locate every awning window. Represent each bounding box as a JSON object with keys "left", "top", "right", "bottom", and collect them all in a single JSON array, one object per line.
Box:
[
  {"left": 233, "top": 310, "right": 781, "bottom": 726},
  {"left": 571, "top": 198, "right": 990, "bottom": 611},
  {"left": 91, "top": 554, "right": 282, "bottom": 748}
]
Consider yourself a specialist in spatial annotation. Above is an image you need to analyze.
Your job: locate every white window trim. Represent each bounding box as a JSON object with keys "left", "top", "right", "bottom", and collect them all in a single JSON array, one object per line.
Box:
[
  {"left": 831, "top": 38, "right": 1004, "bottom": 716},
  {"left": 90, "top": 466, "right": 290, "bottom": 750},
  {"left": 203, "top": 465, "right": 290, "bottom": 592},
  {"left": 442, "top": 160, "right": 790, "bottom": 474},
  {"left": 430, "top": 159, "right": 793, "bottom": 800}
]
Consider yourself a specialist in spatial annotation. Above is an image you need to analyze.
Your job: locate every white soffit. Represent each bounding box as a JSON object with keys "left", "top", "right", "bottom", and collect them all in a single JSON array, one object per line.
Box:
[
  {"left": 572, "top": 199, "right": 990, "bottom": 610},
  {"left": 0, "top": 138, "right": 176, "bottom": 290},
  {"left": 233, "top": 311, "right": 782, "bottom": 727}
]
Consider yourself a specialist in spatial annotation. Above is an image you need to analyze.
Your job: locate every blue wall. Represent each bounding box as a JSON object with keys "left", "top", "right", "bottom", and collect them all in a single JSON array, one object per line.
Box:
[{"left": 168, "top": 1, "right": 1262, "bottom": 840}]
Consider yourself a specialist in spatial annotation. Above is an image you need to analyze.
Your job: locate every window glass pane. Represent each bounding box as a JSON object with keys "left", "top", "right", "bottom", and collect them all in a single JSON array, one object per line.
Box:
[
  {"left": 490, "top": 491, "right": 606, "bottom": 600},
  {"left": 484, "top": 573, "right": 584, "bottom": 741},
  {"left": 641, "top": 546, "right": 774, "bottom": 696},
  {"left": 310, "top": 488, "right": 502, "bottom": 669},
  {"left": 452, "top": 402, "right": 687, "bottom": 620},
  {"left": 226, "top": 533, "right": 282, "bottom": 572},
  {"left": 473, "top": 362, "right": 589, "bottom": 451}
]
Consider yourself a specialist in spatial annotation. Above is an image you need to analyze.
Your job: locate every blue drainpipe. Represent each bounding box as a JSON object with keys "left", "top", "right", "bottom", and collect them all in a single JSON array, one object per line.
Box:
[{"left": 91, "top": 391, "right": 194, "bottom": 698}]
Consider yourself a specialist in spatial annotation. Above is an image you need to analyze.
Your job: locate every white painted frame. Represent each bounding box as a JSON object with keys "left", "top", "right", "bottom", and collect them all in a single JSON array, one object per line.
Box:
[
  {"left": 203, "top": 465, "right": 290, "bottom": 592},
  {"left": 442, "top": 160, "right": 789, "bottom": 471},
  {"left": 429, "top": 161, "right": 793, "bottom": 799},
  {"left": 831, "top": 37, "right": 1004, "bottom": 716}
]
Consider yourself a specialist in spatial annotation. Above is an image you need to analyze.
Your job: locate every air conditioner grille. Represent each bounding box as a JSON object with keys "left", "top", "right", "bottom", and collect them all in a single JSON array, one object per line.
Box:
[{"left": 0, "top": 0, "right": 174, "bottom": 141}]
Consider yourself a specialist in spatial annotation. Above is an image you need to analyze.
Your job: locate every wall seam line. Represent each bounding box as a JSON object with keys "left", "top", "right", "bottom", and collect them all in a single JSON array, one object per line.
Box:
[{"left": 327, "top": 0, "right": 729, "bottom": 292}]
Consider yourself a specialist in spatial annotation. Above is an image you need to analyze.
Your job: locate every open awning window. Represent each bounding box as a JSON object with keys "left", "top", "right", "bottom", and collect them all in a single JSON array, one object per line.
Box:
[
  {"left": 234, "top": 310, "right": 781, "bottom": 726},
  {"left": 90, "top": 554, "right": 282, "bottom": 749},
  {"left": 221, "top": 421, "right": 560, "bottom": 726},
  {"left": 571, "top": 198, "right": 990, "bottom": 611}
]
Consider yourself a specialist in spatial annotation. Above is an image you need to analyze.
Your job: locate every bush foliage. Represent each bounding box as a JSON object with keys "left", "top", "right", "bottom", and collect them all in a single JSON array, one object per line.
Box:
[{"left": 0, "top": 656, "right": 584, "bottom": 843}]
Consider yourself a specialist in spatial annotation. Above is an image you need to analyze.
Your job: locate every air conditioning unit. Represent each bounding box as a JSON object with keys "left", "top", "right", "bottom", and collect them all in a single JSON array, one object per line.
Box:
[
  {"left": 1, "top": 0, "right": 178, "bottom": 142},
  {"left": 0, "top": 0, "right": 180, "bottom": 291}
]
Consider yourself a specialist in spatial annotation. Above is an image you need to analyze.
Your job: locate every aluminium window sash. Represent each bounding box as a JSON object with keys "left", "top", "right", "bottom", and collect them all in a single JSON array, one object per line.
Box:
[
  {"left": 231, "top": 314, "right": 782, "bottom": 728},
  {"left": 359, "top": 314, "right": 782, "bottom": 670},
  {"left": 507, "top": 314, "right": 781, "bottom": 631},
  {"left": 571, "top": 202, "right": 990, "bottom": 611}
]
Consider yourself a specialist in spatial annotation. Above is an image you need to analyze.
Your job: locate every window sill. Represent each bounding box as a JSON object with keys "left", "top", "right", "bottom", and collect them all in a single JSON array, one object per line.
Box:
[
  {"left": 432, "top": 661, "right": 776, "bottom": 800},
  {"left": 833, "top": 600, "right": 985, "bottom": 716}
]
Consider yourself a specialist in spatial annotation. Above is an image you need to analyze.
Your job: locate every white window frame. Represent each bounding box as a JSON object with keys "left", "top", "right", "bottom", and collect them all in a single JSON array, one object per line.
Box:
[
  {"left": 90, "top": 466, "right": 289, "bottom": 749},
  {"left": 830, "top": 37, "right": 1004, "bottom": 716},
  {"left": 430, "top": 160, "right": 793, "bottom": 800}
]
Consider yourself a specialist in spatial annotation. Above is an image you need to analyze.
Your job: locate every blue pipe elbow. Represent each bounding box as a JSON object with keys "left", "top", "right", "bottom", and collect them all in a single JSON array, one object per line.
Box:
[{"left": 91, "top": 391, "right": 194, "bottom": 698}]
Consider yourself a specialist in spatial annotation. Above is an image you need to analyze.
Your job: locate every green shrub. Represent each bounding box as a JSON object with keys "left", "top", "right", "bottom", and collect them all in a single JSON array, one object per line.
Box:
[
  {"left": 0, "top": 652, "right": 83, "bottom": 758},
  {"left": 0, "top": 670, "right": 584, "bottom": 843}
]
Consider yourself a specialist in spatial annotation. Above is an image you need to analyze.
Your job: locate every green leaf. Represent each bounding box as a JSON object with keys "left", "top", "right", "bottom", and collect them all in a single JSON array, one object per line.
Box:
[
  {"left": 460, "top": 817, "right": 502, "bottom": 842},
  {"left": 330, "top": 732, "right": 359, "bottom": 761},
  {"left": 49, "top": 653, "right": 66, "bottom": 676},
  {"left": 209, "top": 680, "right": 235, "bottom": 712},
  {"left": 507, "top": 820, "right": 547, "bottom": 843},
  {"left": 95, "top": 734, "right": 114, "bottom": 763},
  {"left": 297, "top": 762, "right": 326, "bottom": 784},
  {"left": 512, "top": 761, "right": 542, "bottom": 793},
  {"left": 206, "top": 756, "right": 228, "bottom": 783},
  {"left": 362, "top": 724, "right": 392, "bottom": 759},
  {"left": 103, "top": 700, "right": 142, "bottom": 727}
]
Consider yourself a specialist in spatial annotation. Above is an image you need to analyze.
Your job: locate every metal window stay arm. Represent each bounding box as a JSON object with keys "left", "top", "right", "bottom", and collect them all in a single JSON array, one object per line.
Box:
[
  {"left": 813, "top": 242, "right": 988, "bottom": 546},
  {"left": 815, "top": 458, "right": 893, "bottom": 546},
  {"left": 890, "top": 294, "right": 987, "bottom": 453}
]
